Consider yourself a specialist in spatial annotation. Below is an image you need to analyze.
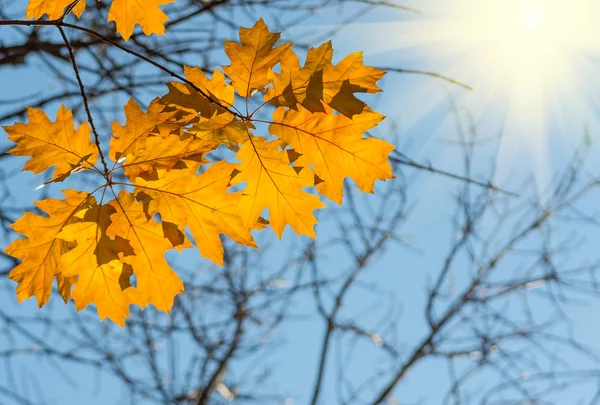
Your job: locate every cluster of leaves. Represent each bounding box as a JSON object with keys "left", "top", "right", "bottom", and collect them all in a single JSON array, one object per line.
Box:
[
  {"left": 3, "top": 10, "right": 394, "bottom": 325},
  {"left": 26, "top": 0, "right": 172, "bottom": 40}
]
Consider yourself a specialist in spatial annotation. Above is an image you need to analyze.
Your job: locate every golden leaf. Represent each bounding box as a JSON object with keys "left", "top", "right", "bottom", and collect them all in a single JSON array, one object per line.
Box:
[
  {"left": 231, "top": 137, "right": 325, "bottom": 238},
  {"left": 188, "top": 113, "right": 251, "bottom": 152},
  {"left": 109, "top": 98, "right": 177, "bottom": 164},
  {"left": 4, "top": 105, "right": 98, "bottom": 182},
  {"left": 264, "top": 42, "right": 333, "bottom": 112},
  {"left": 224, "top": 18, "right": 290, "bottom": 97},
  {"left": 161, "top": 67, "right": 235, "bottom": 119},
  {"left": 26, "top": 0, "right": 85, "bottom": 20},
  {"left": 322, "top": 52, "right": 386, "bottom": 117},
  {"left": 107, "top": 191, "right": 185, "bottom": 312},
  {"left": 269, "top": 106, "right": 394, "bottom": 204},
  {"left": 4, "top": 190, "right": 92, "bottom": 307},
  {"left": 121, "top": 133, "right": 216, "bottom": 180},
  {"left": 134, "top": 161, "right": 257, "bottom": 266},
  {"left": 108, "top": 0, "right": 174, "bottom": 41},
  {"left": 56, "top": 205, "right": 138, "bottom": 326}
]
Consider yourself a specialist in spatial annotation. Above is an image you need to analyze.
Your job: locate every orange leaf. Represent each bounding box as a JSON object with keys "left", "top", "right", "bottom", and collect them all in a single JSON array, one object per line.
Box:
[
  {"left": 134, "top": 161, "right": 257, "bottom": 266},
  {"left": 231, "top": 137, "right": 325, "bottom": 238},
  {"left": 161, "top": 67, "right": 235, "bottom": 119},
  {"left": 107, "top": 191, "right": 185, "bottom": 313},
  {"left": 269, "top": 106, "right": 394, "bottom": 204},
  {"left": 224, "top": 18, "right": 290, "bottom": 97},
  {"left": 4, "top": 105, "right": 98, "bottom": 182},
  {"left": 108, "top": 0, "right": 174, "bottom": 41},
  {"left": 25, "top": 0, "right": 85, "bottom": 19},
  {"left": 4, "top": 190, "right": 92, "bottom": 307}
]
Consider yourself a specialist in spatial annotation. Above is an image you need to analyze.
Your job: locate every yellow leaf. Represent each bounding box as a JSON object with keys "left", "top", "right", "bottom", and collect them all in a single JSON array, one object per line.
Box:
[
  {"left": 322, "top": 52, "right": 386, "bottom": 117},
  {"left": 134, "top": 161, "right": 257, "bottom": 266},
  {"left": 110, "top": 98, "right": 177, "bottom": 163},
  {"left": 265, "top": 42, "right": 333, "bottom": 112},
  {"left": 224, "top": 18, "right": 290, "bottom": 97},
  {"left": 269, "top": 106, "right": 394, "bottom": 204},
  {"left": 4, "top": 190, "right": 92, "bottom": 307},
  {"left": 56, "top": 206, "right": 138, "bottom": 326},
  {"left": 26, "top": 0, "right": 85, "bottom": 20},
  {"left": 231, "top": 137, "right": 325, "bottom": 238},
  {"left": 107, "top": 191, "right": 185, "bottom": 312},
  {"left": 161, "top": 67, "right": 235, "bottom": 119},
  {"left": 121, "top": 133, "right": 216, "bottom": 181},
  {"left": 4, "top": 105, "right": 98, "bottom": 181},
  {"left": 56, "top": 272, "right": 77, "bottom": 304},
  {"left": 107, "top": 0, "right": 174, "bottom": 41},
  {"left": 189, "top": 113, "right": 251, "bottom": 152}
]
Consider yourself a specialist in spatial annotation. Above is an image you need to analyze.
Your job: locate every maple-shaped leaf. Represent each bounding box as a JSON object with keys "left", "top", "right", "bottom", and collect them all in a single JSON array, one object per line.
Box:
[
  {"left": 134, "top": 161, "right": 257, "bottom": 266},
  {"left": 162, "top": 67, "right": 235, "bottom": 119},
  {"left": 231, "top": 137, "right": 325, "bottom": 238},
  {"left": 110, "top": 98, "right": 177, "bottom": 164},
  {"left": 4, "top": 105, "right": 98, "bottom": 182},
  {"left": 188, "top": 113, "right": 252, "bottom": 152},
  {"left": 224, "top": 18, "right": 290, "bottom": 97},
  {"left": 322, "top": 52, "right": 386, "bottom": 117},
  {"left": 121, "top": 133, "right": 216, "bottom": 181},
  {"left": 107, "top": 0, "right": 174, "bottom": 41},
  {"left": 4, "top": 190, "right": 92, "bottom": 307},
  {"left": 56, "top": 203, "right": 138, "bottom": 326},
  {"left": 107, "top": 191, "right": 185, "bottom": 312},
  {"left": 269, "top": 106, "right": 394, "bottom": 204},
  {"left": 264, "top": 42, "right": 333, "bottom": 112},
  {"left": 25, "top": 0, "right": 85, "bottom": 20}
]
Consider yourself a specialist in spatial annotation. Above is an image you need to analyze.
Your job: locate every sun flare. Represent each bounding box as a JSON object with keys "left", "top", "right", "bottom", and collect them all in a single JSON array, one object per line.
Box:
[{"left": 354, "top": 0, "right": 600, "bottom": 182}]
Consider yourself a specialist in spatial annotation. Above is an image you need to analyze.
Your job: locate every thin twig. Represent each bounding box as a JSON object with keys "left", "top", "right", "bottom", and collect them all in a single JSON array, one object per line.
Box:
[
  {"left": 390, "top": 154, "right": 518, "bottom": 197},
  {"left": 0, "top": 19, "right": 243, "bottom": 119},
  {"left": 382, "top": 67, "right": 473, "bottom": 90},
  {"left": 57, "top": 25, "right": 110, "bottom": 176}
]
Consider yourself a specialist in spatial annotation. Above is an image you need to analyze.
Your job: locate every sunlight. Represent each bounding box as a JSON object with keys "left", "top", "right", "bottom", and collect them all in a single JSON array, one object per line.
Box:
[
  {"left": 346, "top": 0, "right": 600, "bottom": 183},
  {"left": 427, "top": 0, "right": 600, "bottom": 181}
]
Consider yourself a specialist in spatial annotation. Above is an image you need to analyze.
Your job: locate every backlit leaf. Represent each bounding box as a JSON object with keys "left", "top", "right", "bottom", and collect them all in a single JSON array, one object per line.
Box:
[
  {"left": 4, "top": 105, "right": 98, "bottom": 182},
  {"left": 224, "top": 18, "right": 290, "bottom": 97},
  {"left": 108, "top": 0, "right": 174, "bottom": 41},
  {"left": 4, "top": 190, "right": 92, "bottom": 307},
  {"left": 134, "top": 161, "right": 257, "bottom": 266},
  {"left": 231, "top": 137, "right": 325, "bottom": 237},
  {"left": 269, "top": 106, "right": 394, "bottom": 204}
]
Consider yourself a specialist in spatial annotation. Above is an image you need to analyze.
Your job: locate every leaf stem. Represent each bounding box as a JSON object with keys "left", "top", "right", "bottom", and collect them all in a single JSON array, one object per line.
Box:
[
  {"left": 56, "top": 25, "right": 110, "bottom": 178},
  {"left": 0, "top": 19, "right": 245, "bottom": 120}
]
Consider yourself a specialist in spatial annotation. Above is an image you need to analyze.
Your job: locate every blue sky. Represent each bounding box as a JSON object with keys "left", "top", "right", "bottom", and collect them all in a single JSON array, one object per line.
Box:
[{"left": 1, "top": 1, "right": 600, "bottom": 404}]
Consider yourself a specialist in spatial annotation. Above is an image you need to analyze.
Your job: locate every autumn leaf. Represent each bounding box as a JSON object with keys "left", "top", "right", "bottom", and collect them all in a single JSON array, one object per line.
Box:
[
  {"left": 121, "top": 133, "right": 216, "bottom": 180},
  {"left": 110, "top": 98, "right": 178, "bottom": 164},
  {"left": 56, "top": 203, "right": 138, "bottom": 326},
  {"left": 231, "top": 137, "right": 325, "bottom": 238},
  {"left": 224, "top": 18, "right": 290, "bottom": 97},
  {"left": 108, "top": 0, "right": 174, "bottom": 41},
  {"left": 161, "top": 67, "right": 235, "bottom": 119},
  {"left": 26, "top": 0, "right": 171, "bottom": 41},
  {"left": 322, "top": 52, "right": 386, "bottom": 117},
  {"left": 264, "top": 44, "right": 385, "bottom": 117},
  {"left": 4, "top": 105, "right": 98, "bottom": 182},
  {"left": 188, "top": 113, "right": 251, "bottom": 152},
  {"left": 4, "top": 190, "right": 92, "bottom": 307},
  {"left": 25, "top": 0, "right": 85, "bottom": 20},
  {"left": 134, "top": 161, "right": 257, "bottom": 266},
  {"left": 107, "top": 190, "right": 185, "bottom": 312},
  {"left": 269, "top": 106, "right": 394, "bottom": 204},
  {"left": 264, "top": 42, "right": 333, "bottom": 112}
]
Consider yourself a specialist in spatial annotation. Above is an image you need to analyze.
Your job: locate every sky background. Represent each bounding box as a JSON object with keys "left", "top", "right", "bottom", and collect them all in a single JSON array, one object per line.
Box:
[{"left": 1, "top": 0, "right": 600, "bottom": 404}]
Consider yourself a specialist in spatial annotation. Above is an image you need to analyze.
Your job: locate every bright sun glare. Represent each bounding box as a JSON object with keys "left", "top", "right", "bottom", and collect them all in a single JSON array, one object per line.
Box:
[{"left": 365, "top": 0, "right": 600, "bottom": 181}]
